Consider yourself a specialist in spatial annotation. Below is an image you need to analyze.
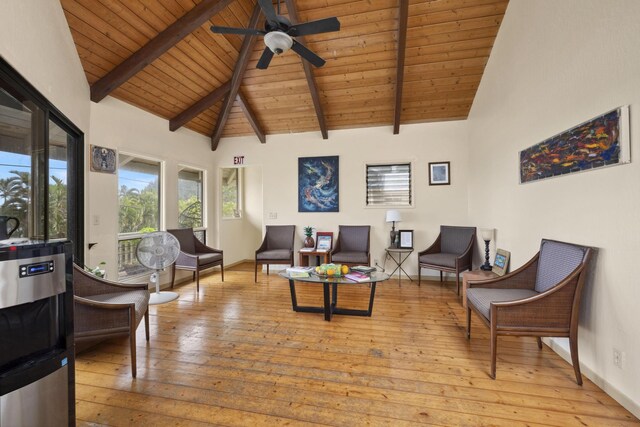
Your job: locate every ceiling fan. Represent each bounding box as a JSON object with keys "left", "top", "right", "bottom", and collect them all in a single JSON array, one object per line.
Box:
[{"left": 210, "top": 0, "right": 340, "bottom": 69}]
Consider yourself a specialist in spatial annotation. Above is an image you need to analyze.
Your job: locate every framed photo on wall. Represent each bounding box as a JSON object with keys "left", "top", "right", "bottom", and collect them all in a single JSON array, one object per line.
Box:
[
  {"left": 493, "top": 248, "right": 510, "bottom": 276},
  {"left": 316, "top": 232, "right": 333, "bottom": 252},
  {"left": 399, "top": 230, "right": 413, "bottom": 249},
  {"left": 428, "top": 161, "right": 450, "bottom": 185},
  {"left": 90, "top": 145, "right": 117, "bottom": 174}
]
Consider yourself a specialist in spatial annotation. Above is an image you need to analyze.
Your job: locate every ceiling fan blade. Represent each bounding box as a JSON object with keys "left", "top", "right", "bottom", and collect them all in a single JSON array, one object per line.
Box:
[
  {"left": 258, "top": 0, "right": 279, "bottom": 26},
  {"left": 288, "top": 17, "right": 341, "bottom": 37},
  {"left": 256, "top": 47, "right": 274, "bottom": 69},
  {"left": 291, "top": 40, "right": 326, "bottom": 68},
  {"left": 210, "top": 25, "right": 265, "bottom": 36}
]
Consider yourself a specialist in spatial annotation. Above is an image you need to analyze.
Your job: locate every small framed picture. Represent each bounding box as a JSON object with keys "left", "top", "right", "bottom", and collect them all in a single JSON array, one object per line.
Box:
[
  {"left": 493, "top": 248, "right": 511, "bottom": 276},
  {"left": 316, "top": 232, "right": 333, "bottom": 252},
  {"left": 399, "top": 230, "right": 413, "bottom": 249},
  {"left": 90, "top": 145, "right": 117, "bottom": 174},
  {"left": 428, "top": 161, "right": 450, "bottom": 185}
]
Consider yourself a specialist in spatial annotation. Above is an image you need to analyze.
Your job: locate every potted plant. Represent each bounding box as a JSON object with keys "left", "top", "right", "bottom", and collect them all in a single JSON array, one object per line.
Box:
[{"left": 303, "top": 226, "right": 315, "bottom": 248}]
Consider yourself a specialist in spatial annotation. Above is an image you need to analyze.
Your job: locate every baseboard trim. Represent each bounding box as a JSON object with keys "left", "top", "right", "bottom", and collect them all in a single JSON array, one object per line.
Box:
[{"left": 546, "top": 338, "right": 640, "bottom": 419}]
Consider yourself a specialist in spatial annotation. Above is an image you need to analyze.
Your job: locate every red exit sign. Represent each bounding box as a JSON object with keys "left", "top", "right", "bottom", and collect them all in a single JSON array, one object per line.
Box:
[{"left": 234, "top": 156, "right": 244, "bottom": 165}]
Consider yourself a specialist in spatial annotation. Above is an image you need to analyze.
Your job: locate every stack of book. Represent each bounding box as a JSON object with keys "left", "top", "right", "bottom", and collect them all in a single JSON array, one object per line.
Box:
[
  {"left": 286, "top": 266, "right": 314, "bottom": 278},
  {"left": 345, "top": 271, "right": 370, "bottom": 282},
  {"left": 351, "top": 265, "right": 376, "bottom": 274}
]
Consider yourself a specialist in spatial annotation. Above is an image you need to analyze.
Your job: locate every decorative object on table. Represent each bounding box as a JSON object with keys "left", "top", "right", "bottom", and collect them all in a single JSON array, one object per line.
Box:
[
  {"left": 399, "top": 230, "right": 413, "bottom": 249},
  {"left": 480, "top": 228, "right": 494, "bottom": 271},
  {"left": 428, "top": 161, "right": 450, "bottom": 185},
  {"left": 136, "top": 231, "right": 181, "bottom": 305},
  {"left": 520, "top": 106, "right": 630, "bottom": 184},
  {"left": 303, "top": 226, "right": 315, "bottom": 248},
  {"left": 0, "top": 215, "right": 20, "bottom": 240},
  {"left": 298, "top": 155, "right": 339, "bottom": 212},
  {"left": 492, "top": 248, "right": 510, "bottom": 276},
  {"left": 90, "top": 144, "right": 117, "bottom": 173},
  {"left": 314, "top": 263, "right": 348, "bottom": 277},
  {"left": 315, "top": 232, "right": 333, "bottom": 252},
  {"left": 385, "top": 210, "right": 401, "bottom": 248}
]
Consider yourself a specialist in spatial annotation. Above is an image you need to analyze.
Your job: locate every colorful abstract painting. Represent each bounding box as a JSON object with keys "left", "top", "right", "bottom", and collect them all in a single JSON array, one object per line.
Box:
[
  {"left": 519, "top": 107, "right": 630, "bottom": 183},
  {"left": 298, "top": 156, "right": 339, "bottom": 212}
]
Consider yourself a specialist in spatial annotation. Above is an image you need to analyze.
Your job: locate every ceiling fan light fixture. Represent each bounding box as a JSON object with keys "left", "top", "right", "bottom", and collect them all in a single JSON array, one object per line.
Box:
[{"left": 264, "top": 31, "right": 293, "bottom": 55}]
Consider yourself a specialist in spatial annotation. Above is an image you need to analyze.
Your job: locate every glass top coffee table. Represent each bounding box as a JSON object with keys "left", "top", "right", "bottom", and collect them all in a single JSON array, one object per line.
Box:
[{"left": 279, "top": 270, "right": 390, "bottom": 321}]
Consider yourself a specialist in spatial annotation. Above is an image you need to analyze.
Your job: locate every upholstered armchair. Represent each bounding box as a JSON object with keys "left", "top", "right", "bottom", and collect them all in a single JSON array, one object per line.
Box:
[
  {"left": 330, "top": 225, "right": 371, "bottom": 266},
  {"left": 418, "top": 225, "right": 476, "bottom": 294},
  {"left": 466, "top": 239, "right": 592, "bottom": 383},
  {"left": 255, "top": 225, "right": 295, "bottom": 282},
  {"left": 167, "top": 228, "right": 223, "bottom": 292},
  {"left": 73, "top": 264, "right": 150, "bottom": 378}
]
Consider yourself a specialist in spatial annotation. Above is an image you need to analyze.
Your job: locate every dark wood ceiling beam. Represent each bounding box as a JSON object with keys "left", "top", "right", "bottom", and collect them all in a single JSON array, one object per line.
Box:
[
  {"left": 211, "top": 4, "right": 262, "bottom": 151},
  {"left": 90, "top": 0, "right": 235, "bottom": 103},
  {"left": 169, "top": 80, "right": 232, "bottom": 131},
  {"left": 393, "top": 0, "right": 409, "bottom": 135},
  {"left": 237, "top": 91, "right": 266, "bottom": 144},
  {"left": 284, "top": 0, "right": 328, "bottom": 140}
]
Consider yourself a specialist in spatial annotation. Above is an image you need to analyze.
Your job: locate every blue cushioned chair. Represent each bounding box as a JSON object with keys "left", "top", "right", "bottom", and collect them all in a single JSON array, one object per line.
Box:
[{"left": 466, "top": 239, "right": 592, "bottom": 383}]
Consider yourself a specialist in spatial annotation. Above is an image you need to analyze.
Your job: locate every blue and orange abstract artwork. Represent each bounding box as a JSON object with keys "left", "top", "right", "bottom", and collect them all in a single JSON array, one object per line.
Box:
[
  {"left": 298, "top": 156, "right": 339, "bottom": 212},
  {"left": 519, "top": 107, "right": 629, "bottom": 183}
]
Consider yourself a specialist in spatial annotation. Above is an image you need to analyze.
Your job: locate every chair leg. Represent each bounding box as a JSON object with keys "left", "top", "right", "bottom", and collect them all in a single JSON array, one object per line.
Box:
[
  {"left": 196, "top": 269, "right": 200, "bottom": 292},
  {"left": 466, "top": 306, "right": 471, "bottom": 339},
  {"left": 144, "top": 309, "right": 150, "bottom": 341},
  {"left": 537, "top": 337, "right": 543, "bottom": 349},
  {"left": 439, "top": 271, "right": 443, "bottom": 282},
  {"left": 418, "top": 266, "right": 421, "bottom": 286},
  {"left": 569, "top": 330, "right": 583, "bottom": 385},
  {"left": 221, "top": 264, "right": 224, "bottom": 282},
  {"left": 171, "top": 264, "right": 176, "bottom": 289},
  {"left": 266, "top": 264, "right": 270, "bottom": 275},
  {"left": 490, "top": 325, "right": 497, "bottom": 379},
  {"left": 129, "top": 307, "right": 137, "bottom": 378},
  {"left": 255, "top": 262, "right": 258, "bottom": 282},
  {"left": 456, "top": 272, "right": 460, "bottom": 295}
]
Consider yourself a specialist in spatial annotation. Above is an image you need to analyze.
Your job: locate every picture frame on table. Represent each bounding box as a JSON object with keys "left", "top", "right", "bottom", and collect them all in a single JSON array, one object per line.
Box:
[
  {"left": 428, "top": 161, "right": 450, "bottom": 185},
  {"left": 399, "top": 230, "right": 413, "bottom": 249},
  {"left": 315, "top": 232, "right": 333, "bottom": 252},
  {"left": 493, "top": 248, "right": 510, "bottom": 276}
]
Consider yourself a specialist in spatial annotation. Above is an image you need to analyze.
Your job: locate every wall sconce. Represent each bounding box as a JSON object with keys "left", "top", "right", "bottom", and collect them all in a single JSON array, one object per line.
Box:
[
  {"left": 480, "top": 228, "right": 495, "bottom": 271},
  {"left": 385, "top": 210, "right": 401, "bottom": 248}
]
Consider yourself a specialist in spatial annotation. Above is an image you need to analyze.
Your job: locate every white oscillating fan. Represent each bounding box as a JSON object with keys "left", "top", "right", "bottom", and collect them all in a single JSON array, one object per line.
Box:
[{"left": 136, "top": 231, "right": 181, "bottom": 305}]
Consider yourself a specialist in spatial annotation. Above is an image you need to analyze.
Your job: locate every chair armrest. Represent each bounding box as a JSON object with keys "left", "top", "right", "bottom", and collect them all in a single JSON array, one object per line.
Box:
[
  {"left": 255, "top": 235, "right": 268, "bottom": 255},
  {"left": 491, "top": 272, "right": 580, "bottom": 328},
  {"left": 176, "top": 251, "right": 198, "bottom": 268},
  {"left": 194, "top": 239, "right": 222, "bottom": 254},
  {"left": 468, "top": 253, "right": 539, "bottom": 290},
  {"left": 455, "top": 236, "right": 475, "bottom": 266},
  {"left": 73, "top": 264, "right": 147, "bottom": 296},
  {"left": 418, "top": 234, "right": 441, "bottom": 256},
  {"left": 74, "top": 295, "right": 134, "bottom": 310}
]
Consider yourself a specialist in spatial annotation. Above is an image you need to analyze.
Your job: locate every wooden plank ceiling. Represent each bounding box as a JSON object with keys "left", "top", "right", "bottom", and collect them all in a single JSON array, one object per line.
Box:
[{"left": 61, "top": 0, "right": 508, "bottom": 149}]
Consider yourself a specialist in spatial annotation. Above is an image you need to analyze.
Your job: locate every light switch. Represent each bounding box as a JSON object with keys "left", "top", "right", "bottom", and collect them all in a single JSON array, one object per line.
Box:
[
  {"left": 268, "top": 212, "right": 277, "bottom": 219},
  {"left": 92, "top": 215, "right": 100, "bottom": 226}
]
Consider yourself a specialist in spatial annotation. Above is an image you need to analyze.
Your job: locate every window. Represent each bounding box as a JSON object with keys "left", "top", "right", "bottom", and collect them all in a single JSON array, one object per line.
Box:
[
  {"left": 178, "top": 167, "right": 205, "bottom": 241},
  {"left": 118, "top": 154, "right": 161, "bottom": 277},
  {"left": 366, "top": 163, "right": 412, "bottom": 206},
  {"left": 0, "top": 58, "right": 83, "bottom": 256},
  {"left": 221, "top": 168, "right": 241, "bottom": 219}
]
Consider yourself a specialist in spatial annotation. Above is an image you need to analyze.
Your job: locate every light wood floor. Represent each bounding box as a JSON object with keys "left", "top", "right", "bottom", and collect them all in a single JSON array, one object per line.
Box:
[{"left": 75, "top": 263, "right": 639, "bottom": 426}]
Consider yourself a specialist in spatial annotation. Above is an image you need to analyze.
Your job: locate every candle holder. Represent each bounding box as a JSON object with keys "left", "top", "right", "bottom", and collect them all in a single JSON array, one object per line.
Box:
[{"left": 480, "top": 228, "right": 494, "bottom": 271}]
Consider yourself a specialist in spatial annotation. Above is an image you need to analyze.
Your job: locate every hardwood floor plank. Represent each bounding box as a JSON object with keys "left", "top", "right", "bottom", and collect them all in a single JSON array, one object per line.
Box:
[{"left": 74, "top": 264, "right": 640, "bottom": 426}]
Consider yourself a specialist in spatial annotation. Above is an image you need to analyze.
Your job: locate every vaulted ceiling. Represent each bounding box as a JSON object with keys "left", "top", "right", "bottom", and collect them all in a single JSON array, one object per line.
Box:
[{"left": 61, "top": 0, "right": 508, "bottom": 150}]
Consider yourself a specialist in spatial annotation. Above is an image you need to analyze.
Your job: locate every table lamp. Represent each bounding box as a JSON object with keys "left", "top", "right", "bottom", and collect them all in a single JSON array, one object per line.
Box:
[
  {"left": 385, "top": 210, "right": 401, "bottom": 248},
  {"left": 480, "top": 228, "right": 494, "bottom": 271}
]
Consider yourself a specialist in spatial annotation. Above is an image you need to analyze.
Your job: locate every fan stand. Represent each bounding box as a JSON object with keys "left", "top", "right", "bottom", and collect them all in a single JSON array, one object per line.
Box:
[{"left": 148, "top": 271, "right": 178, "bottom": 305}]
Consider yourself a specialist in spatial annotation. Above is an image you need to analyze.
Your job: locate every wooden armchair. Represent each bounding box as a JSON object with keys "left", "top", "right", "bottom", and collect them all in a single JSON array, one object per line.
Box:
[
  {"left": 255, "top": 225, "right": 295, "bottom": 282},
  {"left": 329, "top": 225, "right": 371, "bottom": 266},
  {"left": 418, "top": 225, "right": 476, "bottom": 294},
  {"left": 73, "top": 264, "right": 150, "bottom": 378},
  {"left": 466, "top": 239, "right": 592, "bottom": 383},
  {"left": 167, "top": 228, "right": 224, "bottom": 292}
]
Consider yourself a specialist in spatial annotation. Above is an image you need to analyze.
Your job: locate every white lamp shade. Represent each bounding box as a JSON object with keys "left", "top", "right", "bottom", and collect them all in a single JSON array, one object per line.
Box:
[
  {"left": 385, "top": 210, "right": 401, "bottom": 223},
  {"left": 481, "top": 228, "right": 495, "bottom": 241}
]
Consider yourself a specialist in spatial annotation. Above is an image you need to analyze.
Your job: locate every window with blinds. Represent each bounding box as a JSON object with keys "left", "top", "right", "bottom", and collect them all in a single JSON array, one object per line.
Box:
[{"left": 366, "top": 163, "right": 412, "bottom": 206}]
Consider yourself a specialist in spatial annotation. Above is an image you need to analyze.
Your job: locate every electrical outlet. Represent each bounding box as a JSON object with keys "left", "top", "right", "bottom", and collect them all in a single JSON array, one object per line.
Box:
[
  {"left": 374, "top": 258, "right": 378, "bottom": 266},
  {"left": 613, "top": 348, "right": 622, "bottom": 368}
]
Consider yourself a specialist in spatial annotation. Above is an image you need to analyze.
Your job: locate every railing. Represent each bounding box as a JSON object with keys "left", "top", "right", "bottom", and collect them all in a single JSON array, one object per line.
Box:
[{"left": 117, "top": 234, "right": 147, "bottom": 278}]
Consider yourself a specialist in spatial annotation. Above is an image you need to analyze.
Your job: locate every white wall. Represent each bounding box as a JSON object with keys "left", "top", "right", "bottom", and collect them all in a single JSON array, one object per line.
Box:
[
  {"left": 88, "top": 97, "right": 214, "bottom": 279},
  {"left": 212, "top": 121, "right": 471, "bottom": 276},
  {"left": 467, "top": 0, "right": 640, "bottom": 416}
]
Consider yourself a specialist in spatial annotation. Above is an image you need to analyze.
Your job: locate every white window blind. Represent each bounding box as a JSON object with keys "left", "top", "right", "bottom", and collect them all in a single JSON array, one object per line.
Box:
[{"left": 366, "top": 163, "right": 412, "bottom": 206}]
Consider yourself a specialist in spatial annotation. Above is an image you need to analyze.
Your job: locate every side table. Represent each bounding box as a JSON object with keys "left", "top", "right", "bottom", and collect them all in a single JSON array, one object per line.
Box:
[
  {"left": 298, "top": 249, "right": 330, "bottom": 267},
  {"left": 384, "top": 247, "right": 413, "bottom": 284},
  {"left": 461, "top": 269, "right": 498, "bottom": 308}
]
